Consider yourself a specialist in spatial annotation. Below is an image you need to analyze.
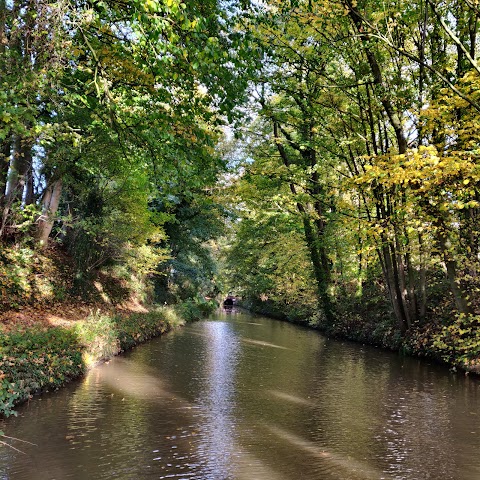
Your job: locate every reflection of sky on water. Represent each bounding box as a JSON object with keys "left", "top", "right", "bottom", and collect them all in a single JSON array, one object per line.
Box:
[{"left": 195, "top": 321, "right": 241, "bottom": 479}]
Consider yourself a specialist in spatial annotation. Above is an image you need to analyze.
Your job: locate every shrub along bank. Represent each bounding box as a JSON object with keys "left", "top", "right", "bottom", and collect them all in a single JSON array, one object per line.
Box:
[{"left": 0, "top": 300, "right": 217, "bottom": 418}]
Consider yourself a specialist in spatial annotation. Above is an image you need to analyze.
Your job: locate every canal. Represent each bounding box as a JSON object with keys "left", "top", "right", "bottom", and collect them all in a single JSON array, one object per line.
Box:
[{"left": 1, "top": 309, "right": 480, "bottom": 479}]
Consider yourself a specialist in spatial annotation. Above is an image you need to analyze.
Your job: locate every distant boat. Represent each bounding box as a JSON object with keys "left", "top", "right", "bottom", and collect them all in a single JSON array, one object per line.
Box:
[{"left": 223, "top": 297, "right": 234, "bottom": 307}]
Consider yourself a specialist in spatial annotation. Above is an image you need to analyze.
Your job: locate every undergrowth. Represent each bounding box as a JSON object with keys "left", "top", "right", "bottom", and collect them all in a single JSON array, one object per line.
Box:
[
  {"left": 404, "top": 313, "right": 480, "bottom": 372},
  {"left": 175, "top": 297, "right": 218, "bottom": 322}
]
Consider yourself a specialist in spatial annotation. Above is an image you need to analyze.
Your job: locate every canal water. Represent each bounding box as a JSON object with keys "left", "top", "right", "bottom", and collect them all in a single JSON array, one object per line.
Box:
[{"left": 1, "top": 309, "right": 480, "bottom": 479}]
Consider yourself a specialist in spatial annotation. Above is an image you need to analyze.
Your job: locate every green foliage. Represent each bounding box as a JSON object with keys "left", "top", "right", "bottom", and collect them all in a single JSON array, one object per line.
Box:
[
  {"left": 153, "top": 194, "right": 227, "bottom": 304},
  {"left": 325, "top": 296, "right": 403, "bottom": 350},
  {"left": 1, "top": 0, "right": 250, "bottom": 309},
  {"left": 431, "top": 314, "right": 480, "bottom": 368},
  {"left": 0, "top": 380, "right": 20, "bottom": 418},
  {"left": 0, "top": 327, "right": 85, "bottom": 417},
  {"left": 75, "top": 313, "right": 120, "bottom": 365},
  {"left": 0, "top": 245, "right": 35, "bottom": 309},
  {"left": 222, "top": 206, "right": 319, "bottom": 322},
  {"left": 4, "top": 0, "right": 480, "bottom": 390},
  {"left": 175, "top": 297, "right": 218, "bottom": 323},
  {"left": 0, "top": 203, "right": 43, "bottom": 240},
  {"left": 75, "top": 308, "right": 184, "bottom": 361},
  {"left": 0, "top": 238, "right": 168, "bottom": 312},
  {"left": 220, "top": 0, "right": 480, "bottom": 363},
  {"left": 402, "top": 313, "right": 480, "bottom": 373}
]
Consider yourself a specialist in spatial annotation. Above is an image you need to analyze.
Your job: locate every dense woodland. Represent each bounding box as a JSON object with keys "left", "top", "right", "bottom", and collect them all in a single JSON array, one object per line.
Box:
[
  {"left": 0, "top": 0, "right": 252, "bottom": 312},
  {"left": 2, "top": 0, "right": 480, "bottom": 368}
]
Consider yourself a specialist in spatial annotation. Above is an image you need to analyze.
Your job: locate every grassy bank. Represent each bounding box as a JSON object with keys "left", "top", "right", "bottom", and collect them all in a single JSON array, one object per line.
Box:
[{"left": 0, "top": 304, "right": 211, "bottom": 418}]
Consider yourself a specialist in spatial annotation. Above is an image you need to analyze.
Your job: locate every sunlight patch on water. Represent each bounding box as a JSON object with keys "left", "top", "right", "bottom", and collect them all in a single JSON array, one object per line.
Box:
[
  {"left": 241, "top": 338, "right": 291, "bottom": 350},
  {"left": 267, "top": 390, "right": 317, "bottom": 407},
  {"left": 89, "top": 358, "right": 185, "bottom": 404},
  {"left": 264, "top": 425, "right": 386, "bottom": 480}
]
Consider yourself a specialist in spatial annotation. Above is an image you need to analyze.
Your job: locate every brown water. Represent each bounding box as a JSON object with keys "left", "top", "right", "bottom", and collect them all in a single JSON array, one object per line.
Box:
[{"left": 1, "top": 309, "right": 480, "bottom": 480}]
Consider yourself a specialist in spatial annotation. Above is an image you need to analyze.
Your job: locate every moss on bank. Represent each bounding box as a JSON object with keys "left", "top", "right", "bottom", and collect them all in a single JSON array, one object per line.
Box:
[{"left": 0, "top": 302, "right": 218, "bottom": 418}]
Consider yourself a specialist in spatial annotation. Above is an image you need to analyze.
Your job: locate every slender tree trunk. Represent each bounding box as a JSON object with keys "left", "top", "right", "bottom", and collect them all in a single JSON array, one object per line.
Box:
[
  {"left": 418, "top": 234, "right": 427, "bottom": 322},
  {"left": 372, "top": 184, "right": 410, "bottom": 332},
  {"left": 7, "top": 135, "right": 32, "bottom": 202},
  {"left": 0, "top": 136, "right": 11, "bottom": 198},
  {"left": 393, "top": 243, "right": 412, "bottom": 329},
  {"left": 405, "top": 250, "right": 418, "bottom": 323},
  {"left": 0, "top": 0, "right": 10, "bottom": 200},
  {"left": 380, "top": 240, "right": 409, "bottom": 333},
  {"left": 438, "top": 229, "right": 473, "bottom": 315},
  {"left": 24, "top": 167, "right": 34, "bottom": 205},
  {"left": 468, "top": 10, "right": 478, "bottom": 60},
  {"left": 0, "top": 0, "right": 6, "bottom": 47},
  {"left": 0, "top": 136, "right": 33, "bottom": 238}
]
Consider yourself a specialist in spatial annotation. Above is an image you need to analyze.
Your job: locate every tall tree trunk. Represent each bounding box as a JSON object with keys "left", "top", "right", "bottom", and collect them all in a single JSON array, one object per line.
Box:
[
  {"left": 302, "top": 214, "right": 334, "bottom": 322},
  {"left": 273, "top": 121, "right": 334, "bottom": 322},
  {"left": 37, "top": 176, "right": 63, "bottom": 245},
  {"left": 0, "top": 0, "right": 10, "bottom": 200},
  {"left": 307, "top": 144, "right": 332, "bottom": 286}
]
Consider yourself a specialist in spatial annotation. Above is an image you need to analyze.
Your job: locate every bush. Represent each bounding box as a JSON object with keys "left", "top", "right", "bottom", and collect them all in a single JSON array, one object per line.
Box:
[
  {"left": 75, "top": 307, "right": 185, "bottom": 366},
  {"left": 431, "top": 314, "right": 480, "bottom": 369},
  {"left": 0, "top": 327, "right": 85, "bottom": 416},
  {"left": 176, "top": 297, "right": 218, "bottom": 322},
  {"left": 75, "top": 312, "right": 120, "bottom": 366},
  {"left": 114, "top": 308, "right": 183, "bottom": 351}
]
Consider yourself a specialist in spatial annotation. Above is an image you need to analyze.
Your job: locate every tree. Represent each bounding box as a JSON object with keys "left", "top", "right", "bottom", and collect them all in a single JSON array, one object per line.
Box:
[
  {"left": 0, "top": 0, "right": 254, "bottom": 308},
  {"left": 224, "top": 0, "right": 480, "bottom": 334}
]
